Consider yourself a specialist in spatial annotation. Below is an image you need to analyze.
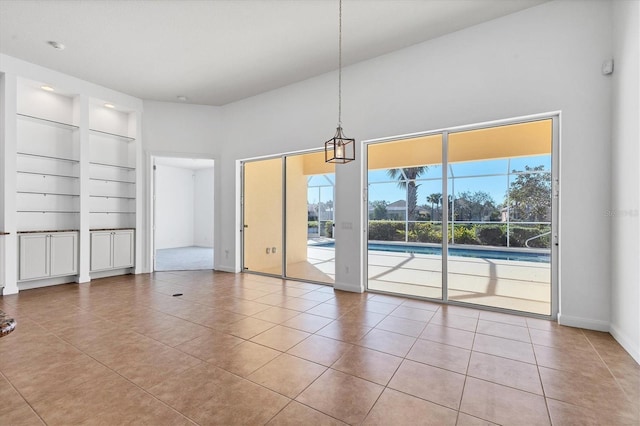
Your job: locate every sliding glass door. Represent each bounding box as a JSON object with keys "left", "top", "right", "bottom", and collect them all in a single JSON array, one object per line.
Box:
[
  {"left": 242, "top": 158, "right": 283, "bottom": 275},
  {"left": 242, "top": 151, "right": 335, "bottom": 284},
  {"left": 367, "top": 135, "right": 443, "bottom": 299},
  {"left": 365, "top": 117, "right": 556, "bottom": 316}
]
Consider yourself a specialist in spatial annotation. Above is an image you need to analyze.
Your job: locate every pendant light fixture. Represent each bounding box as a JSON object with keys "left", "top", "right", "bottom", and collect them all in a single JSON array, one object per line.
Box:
[{"left": 325, "top": 0, "right": 355, "bottom": 164}]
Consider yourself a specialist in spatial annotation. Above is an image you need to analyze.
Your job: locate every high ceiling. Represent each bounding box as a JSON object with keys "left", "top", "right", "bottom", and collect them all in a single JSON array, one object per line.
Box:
[{"left": 0, "top": 0, "right": 547, "bottom": 106}]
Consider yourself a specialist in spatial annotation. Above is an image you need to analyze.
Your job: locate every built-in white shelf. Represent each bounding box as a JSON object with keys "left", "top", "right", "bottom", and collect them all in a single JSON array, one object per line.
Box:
[
  {"left": 17, "top": 113, "right": 79, "bottom": 130},
  {"left": 89, "top": 128, "right": 135, "bottom": 142}
]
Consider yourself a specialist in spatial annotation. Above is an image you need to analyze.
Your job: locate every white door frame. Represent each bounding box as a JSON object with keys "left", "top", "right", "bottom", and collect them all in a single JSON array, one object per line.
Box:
[
  {"left": 147, "top": 151, "right": 216, "bottom": 272},
  {"left": 361, "top": 111, "right": 560, "bottom": 319}
]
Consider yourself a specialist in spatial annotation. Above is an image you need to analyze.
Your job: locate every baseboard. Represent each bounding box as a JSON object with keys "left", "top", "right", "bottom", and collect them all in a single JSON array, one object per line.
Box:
[
  {"left": 334, "top": 281, "right": 364, "bottom": 293},
  {"left": 215, "top": 265, "right": 239, "bottom": 273},
  {"left": 557, "top": 313, "right": 609, "bottom": 331},
  {"left": 609, "top": 323, "right": 640, "bottom": 364}
]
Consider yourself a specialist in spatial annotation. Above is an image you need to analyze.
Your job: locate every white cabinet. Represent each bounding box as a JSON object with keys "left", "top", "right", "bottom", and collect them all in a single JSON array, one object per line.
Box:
[
  {"left": 18, "top": 232, "right": 78, "bottom": 281},
  {"left": 90, "top": 230, "right": 134, "bottom": 272}
]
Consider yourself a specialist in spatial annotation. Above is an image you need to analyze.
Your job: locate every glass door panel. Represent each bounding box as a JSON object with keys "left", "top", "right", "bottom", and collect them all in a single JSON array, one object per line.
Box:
[
  {"left": 367, "top": 135, "right": 443, "bottom": 299},
  {"left": 242, "top": 158, "right": 283, "bottom": 275},
  {"left": 285, "top": 151, "right": 335, "bottom": 284},
  {"left": 447, "top": 119, "right": 553, "bottom": 315}
]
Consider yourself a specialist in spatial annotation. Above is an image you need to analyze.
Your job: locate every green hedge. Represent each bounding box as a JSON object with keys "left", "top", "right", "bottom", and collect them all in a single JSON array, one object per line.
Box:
[{"left": 368, "top": 221, "right": 550, "bottom": 248}]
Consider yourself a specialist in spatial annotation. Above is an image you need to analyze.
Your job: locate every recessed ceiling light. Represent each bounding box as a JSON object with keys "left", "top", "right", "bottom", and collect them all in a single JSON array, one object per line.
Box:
[
  {"left": 41, "top": 85, "right": 55, "bottom": 92},
  {"left": 47, "top": 41, "right": 65, "bottom": 50},
  {"left": 177, "top": 95, "right": 188, "bottom": 102},
  {"left": 104, "top": 103, "right": 115, "bottom": 109}
]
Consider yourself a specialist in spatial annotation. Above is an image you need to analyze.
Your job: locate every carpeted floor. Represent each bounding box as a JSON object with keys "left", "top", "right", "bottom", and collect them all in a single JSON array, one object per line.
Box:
[{"left": 155, "top": 246, "right": 214, "bottom": 271}]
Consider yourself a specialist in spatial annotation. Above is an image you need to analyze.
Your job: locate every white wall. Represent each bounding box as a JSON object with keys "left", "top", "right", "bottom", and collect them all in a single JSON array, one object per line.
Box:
[
  {"left": 194, "top": 167, "right": 214, "bottom": 247},
  {"left": 610, "top": 0, "right": 640, "bottom": 363},
  {"left": 155, "top": 165, "right": 195, "bottom": 249},
  {"left": 216, "top": 0, "right": 614, "bottom": 329}
]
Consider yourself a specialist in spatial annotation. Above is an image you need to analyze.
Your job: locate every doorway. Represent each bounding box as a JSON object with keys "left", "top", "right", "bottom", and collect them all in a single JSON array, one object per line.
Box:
[
  {"left": 152, "top": 156, "right": 215, "bottom": 271},
  {"left": 241, "top": 150, "right": 335, "bottom": 284},
  {"left": 364, "top": 115, "right": 558, "bottom": 317}
]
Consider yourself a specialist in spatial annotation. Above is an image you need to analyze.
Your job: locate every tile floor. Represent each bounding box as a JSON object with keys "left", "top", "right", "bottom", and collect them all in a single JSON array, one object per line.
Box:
[{"left": 0, "top": 271, "right": 638, "bottom": 425}]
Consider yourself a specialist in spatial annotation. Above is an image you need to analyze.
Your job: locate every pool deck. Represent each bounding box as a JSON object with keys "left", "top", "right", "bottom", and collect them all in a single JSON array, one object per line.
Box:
[{"left": 285, "top": 245, "right": 551, "bottom": 315}]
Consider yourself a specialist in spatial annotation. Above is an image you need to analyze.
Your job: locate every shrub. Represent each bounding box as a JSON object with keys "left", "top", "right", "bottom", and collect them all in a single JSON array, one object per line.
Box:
[
  {"left": 409, "top": 222, "right": 443, "bottom": 243},
  {"left": 368, "top": 221, "right": 405, "bottom": 241},
  {"left": 450, "top": 224, "right": 479, "bottom": 244},
  {"left": 477, "top": 225, "right": 506, "bottom": 246},
  {"left": 509, "top": 225, "right": 550, "bottom": 248},
  {"left": 324, "top": 221, "right": 334, "bottom": 238}
]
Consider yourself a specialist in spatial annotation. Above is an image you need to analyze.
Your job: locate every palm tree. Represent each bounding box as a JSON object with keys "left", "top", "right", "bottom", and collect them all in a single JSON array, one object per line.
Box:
[
  {"left": 427, "top": 192, "right": 442, "bottom": 221},
  {"left": 387, "top": 167, "right": 428, "bottom": 221}
]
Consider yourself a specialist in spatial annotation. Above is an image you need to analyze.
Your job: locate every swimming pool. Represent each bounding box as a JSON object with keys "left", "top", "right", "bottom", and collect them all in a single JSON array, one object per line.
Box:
[{"left": 313, "top": 242, "right": 550, "bottom": 263}]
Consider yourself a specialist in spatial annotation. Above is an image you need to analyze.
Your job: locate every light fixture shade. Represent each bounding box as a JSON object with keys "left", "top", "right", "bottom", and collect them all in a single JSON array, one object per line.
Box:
[{"left": 325, "top": 126, "right": 355, "bottom": 163}]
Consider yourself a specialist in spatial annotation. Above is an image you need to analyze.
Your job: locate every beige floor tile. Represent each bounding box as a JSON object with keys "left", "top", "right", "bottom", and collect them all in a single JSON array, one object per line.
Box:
[
  {"left": 339, "top": 308, "right": 387, "bottom": 327},
  {"left": 455, "top": 412, "right": 498, "bottom": 425},
  {"left": 440, "top": 305, "right": 481, "bottom": 318},
  {"left": 460, "top": 377, "right": 550, "bottom": 426},
  {"left": 390, "top": 305, "right": 437, "bottom": 322},
  {"left": 375, "top": 315, "right": 427, "bottom": 337},
  {"left": 472, "top": 333, "right": 535, "bottom": 363},
  {"left": 154, "top": 362, "right": 290, "bottom": 425},
  {"left": 363, "top": 388, "right": 458, "bottom": 425},
  {"left": 476, "top": 319, "right": 530, "bottom": 343},
  {"left": 317, "top": 320, "right": 372, "bottom": 343},
  {"left": 306, "top": 303, "right": 350, "bottom": 319},
  {"left": 359, "top": 300, "right": 398, "bottom": 315},
  {"left": 287, "top": 335, "right": 353, "bottom": 366},
  {"left": 533, "top": 344, "right": 609, "bottom": 374},
  {"left": 2, "top": 353, "right": 113, "bottom": 403},
  {"left": 3, "top": 273, "right": 638, "bottom": 426},
  {"left": 359, "top": 328, "right": 417, "bottom": 357},
  {"left": 331, "top": 345, "right": 403, "bottom": 385},
  {"left": 296, "top": 369, "right": 383, "bottom": 424},
  {"left": 401, "top": 298, "right": 441, "bottom": 312},
  {"left": 266, "top": 401, "right": 347, "bottom": 425},
  {"left": 251, "top": 325, "right": 311, "bottom": 351},
  {"left": 253, "top": 306, "right": 302, "bottom": 323},
  {"left": 111, "top": 345, "right": 203, "bottom": 390},
  {"left": 248, "top": 353, "right": 326, "bottom": 398},
  {"left": 546, "top": 398, "right": 639, "bottom": 426},
  {"left": 208, "top": 340, "right": 281, "bottom": 377},
  {"left": 538, "top": 366, "right": 639, "bottom": 422},
  {"left": 407, "top": 339, "right": 471, "bottom": 374},
  {"left": 32, "top": 373, "right": 192, "bottom": 426},
  {"left": 430, "top": 311, "right": 479, "bottom": 332},
  {"left": 175, "top": 330, "right": 244, "bottom": 360},
  {"left": 281, "top": 297, "right": 323, "bottom": 312},
  {"left": 528, "top": 327, "right": 592, "bottom": 351},
  {"left": 281, "top": 312, "right": 333, "bottom": 333},
  {"left": 389, "top": 360, "right": 465, "bottom": 409},
  {"left": 0, "top": 375, "right": 45, "bottom": 425},
  {"left": 478, "top": 310, "right": 527, "bottom": 326},
  {"left": 218, "top": 316, "right": 276, "bottom": 339},
  {"left": 467, "top": 351, "right": 542, "bottom": 394},
  {"left": 421, "top": 323, "right": 476, "bottom": 349}
]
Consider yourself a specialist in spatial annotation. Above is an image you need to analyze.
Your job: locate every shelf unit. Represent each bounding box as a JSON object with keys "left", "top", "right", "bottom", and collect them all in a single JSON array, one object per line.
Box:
[
  {"left": 15, "top": 92, "right": 80, "bottom": 232},
  {"left": 88, "top": 123, "right": 137, "bottom": 230},
  {"left": 5, "top": 77, "right": 142, "bottom": 290}
]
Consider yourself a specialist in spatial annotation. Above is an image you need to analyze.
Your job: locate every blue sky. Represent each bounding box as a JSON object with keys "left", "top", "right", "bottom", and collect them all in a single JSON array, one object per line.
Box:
[
  {"left": 306, "top": 154, "right": 551, "bottom": 207},
  {"left": 367, "top": 155, "right": 551, "bottom": 206}
]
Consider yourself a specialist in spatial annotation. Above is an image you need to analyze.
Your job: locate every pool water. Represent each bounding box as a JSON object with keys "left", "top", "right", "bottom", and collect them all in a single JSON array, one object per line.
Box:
[{"left": 314, "top": 242, "right": 550, "bottom": 263}]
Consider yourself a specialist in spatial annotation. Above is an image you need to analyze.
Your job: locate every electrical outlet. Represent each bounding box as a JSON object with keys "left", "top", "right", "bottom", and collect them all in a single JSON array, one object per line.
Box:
[
  {"left": 266, "top": 247, "right": 270, "bottom": 254},
  {"left": 272, "top": 247, "right": 277, "bottom": 254}
]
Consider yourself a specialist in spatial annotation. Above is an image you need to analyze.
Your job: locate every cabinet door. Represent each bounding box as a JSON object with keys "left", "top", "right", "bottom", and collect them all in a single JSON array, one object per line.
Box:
[
  {"left": 112, "top": 230, "right": 134, "bottom": 269},
  {"left": 19, "top": 234, "right": 49, "bottom": 280},
  {"left": 49, "top": 232, "right": 78, "bottom": 277},
  {"left": 90, "top": 232, "right": 113, "bottom": 271}
]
